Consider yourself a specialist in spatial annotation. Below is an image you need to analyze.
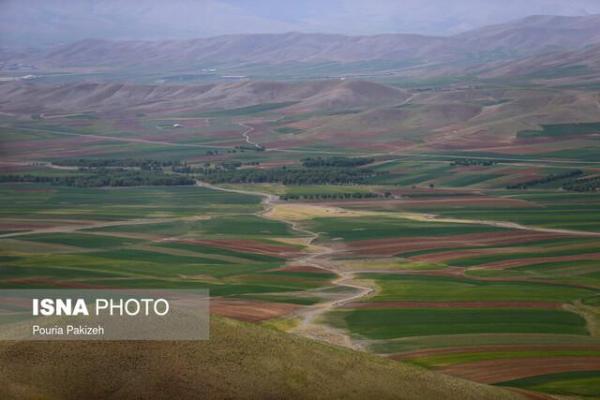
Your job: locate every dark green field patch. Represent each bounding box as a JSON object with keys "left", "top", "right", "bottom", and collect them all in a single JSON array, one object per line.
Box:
[
  {"left": 89, "top": 248, "right": 232, "bottom": 265},
  {"left": 518, "top": 122, "right": 600, "bottom": 139},
  {"left": 310, "top": 217, "right": 506, "bottom": 242},
  {"left": 17, "top": 233, "right": 141, "bottom": 249},
  {"left": 238, "top": 294, "right": 321, "bottom": 305},
  {"left": 155, "top": 242, "right": 284, "bottom": 262},
  {"left": 326, "top": 308, "right": 588, "bottom": 339}
]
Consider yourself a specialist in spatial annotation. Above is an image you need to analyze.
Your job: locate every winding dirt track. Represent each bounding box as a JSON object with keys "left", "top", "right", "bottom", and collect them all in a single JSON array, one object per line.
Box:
[{"left": 195, "top": 180, "right": 374, "bottom": 349}]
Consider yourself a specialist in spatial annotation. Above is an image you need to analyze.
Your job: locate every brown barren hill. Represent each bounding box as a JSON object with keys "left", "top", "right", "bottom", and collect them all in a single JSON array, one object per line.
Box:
[{"left": 0, "top": 318, "right": 527, "bottom": 400}]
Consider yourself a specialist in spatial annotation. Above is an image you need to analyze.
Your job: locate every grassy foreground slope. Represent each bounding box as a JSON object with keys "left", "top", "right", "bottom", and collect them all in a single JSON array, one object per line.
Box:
[{"left": 0, "top": 318, "right": 526, "bottom": 400}]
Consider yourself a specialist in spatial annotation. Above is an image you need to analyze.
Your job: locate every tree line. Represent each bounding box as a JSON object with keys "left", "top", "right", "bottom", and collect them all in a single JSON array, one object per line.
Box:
[
  {"left": 280, "top": 192, "right": 392, "bottom": 201},
  {"left": 302, "top": 157, "right": 374, "bottom": 168},
  {"left": 197, "top": 167, "right": 383, "bottom": 185},
  {"left": 0, "top": 170, "right": 195, "bottom": 188},
  {"left": 450, "top": 159, "right": 498, "bottom": 167},
  {"left": 507, "top": 170, "right": 584, "bottom": 190},
  {"left": 53, "top": 159, "right": 184, "bottom": 171}
]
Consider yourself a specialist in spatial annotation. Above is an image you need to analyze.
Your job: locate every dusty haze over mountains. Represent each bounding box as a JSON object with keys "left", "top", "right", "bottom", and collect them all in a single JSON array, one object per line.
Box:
[{"left": 2, "top": 0, "right": 600, "bottom": 47}]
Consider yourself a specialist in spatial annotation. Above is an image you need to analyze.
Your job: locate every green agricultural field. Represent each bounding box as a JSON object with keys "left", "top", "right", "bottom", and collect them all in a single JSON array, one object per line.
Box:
[
  {"left": 360, "top": 274, "right": 596, "bottom": 303},
  {"left": 0, "top": 184, "right": 261, "bottom": 220},
  {"left": 16, "top": 233, "right": 142, "bottom": 249},
  {"left": 310, "top": 217, "right": 506, "bottom": 241},
  {"left": 407, "top": 349, "right": 600, "bottom": 369},
  {"left": 370, "top": 333, "right": 600, "bottom": 354},
  {"left": 326, "top": 308, "right": 588, "bottom": 339},
  {"left": 499, "top": 371, "right": 600, "bottom": 397}
]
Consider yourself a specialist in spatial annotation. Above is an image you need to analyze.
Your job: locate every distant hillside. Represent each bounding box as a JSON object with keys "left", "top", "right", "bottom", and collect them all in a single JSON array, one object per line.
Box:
[
  {"left": 34, "top": 33, "right": 457, "bottom": 67},
  {"left": 0, "top": 317, "right": 527, "bottom": 400},
  {"left": 0, "top": 79, "right": 410, "bottom": 115},
  {"left": 6, "top": 14, "right": 600, "bottom": 79},
  {"left": 471, "top": 43, "right": 600, "bottom": 86},
  {"left": 455, "top": 15, "right": 600, "bottom": 57}
]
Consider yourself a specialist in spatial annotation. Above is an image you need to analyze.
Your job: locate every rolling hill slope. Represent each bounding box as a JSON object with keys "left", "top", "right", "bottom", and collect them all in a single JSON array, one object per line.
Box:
[
  {"left": 0, "top": 79, "right": 410, "bottom": 115},
  {"left": 0, "top": 317, "right": 528, "bottom": 400}
]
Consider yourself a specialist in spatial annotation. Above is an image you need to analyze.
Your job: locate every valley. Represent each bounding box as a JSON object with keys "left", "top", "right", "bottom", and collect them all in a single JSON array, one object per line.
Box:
[{"left": 1, "top": 11, "right": 600, "bottom": 400}]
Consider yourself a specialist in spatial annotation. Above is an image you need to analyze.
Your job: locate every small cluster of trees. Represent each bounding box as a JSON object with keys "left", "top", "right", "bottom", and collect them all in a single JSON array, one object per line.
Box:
[
  {"left": 0, "top": 171, "right": 195, "bottom": 188},
  {"left": 507, "top": 170, "right": 584, "bottom": 190},
  {"left": 280, "top": 192, "right": 392, "bottom": 201},
  {"left": 562, "top": 176, "right": 600, "bottom": 192},
  {"left": 302, "top": 157, "right": 374, "bottom": 168},
  {"left": 197, "top": 167, "right": 382, "bottom": 185},
  {"left": 206, "top": 146, "right": 264, "bottom": 156},
  {"left": 450, "top": 159, "right": 498, "bottom": 167}
]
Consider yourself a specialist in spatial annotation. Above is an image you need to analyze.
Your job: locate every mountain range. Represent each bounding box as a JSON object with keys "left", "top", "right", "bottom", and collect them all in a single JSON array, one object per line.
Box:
[{"left": 3, "top": 14, "right": 600, "bottom": 86}]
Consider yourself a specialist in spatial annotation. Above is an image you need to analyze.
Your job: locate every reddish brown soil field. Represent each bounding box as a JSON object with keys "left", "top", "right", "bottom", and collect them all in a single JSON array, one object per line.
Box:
[
  {"left": 441, "top": 356, "right": 600, "bottom": 384},
  {"left": 173, "top": 239, "right": 300, "bottom": 258},
  {"left": 210, "top": 298, "right": 299, "bottom": 322}
]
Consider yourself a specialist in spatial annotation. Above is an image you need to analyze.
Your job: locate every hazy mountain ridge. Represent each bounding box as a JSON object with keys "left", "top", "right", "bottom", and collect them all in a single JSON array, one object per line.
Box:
[{"left": 10, "top": 15, "right": 598, "bottom": 69}]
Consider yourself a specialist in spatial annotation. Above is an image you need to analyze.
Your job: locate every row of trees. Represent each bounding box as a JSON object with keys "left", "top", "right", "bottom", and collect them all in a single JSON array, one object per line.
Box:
[
  {"left": 302, "top": 157, "right": 374, "bottom": 168},
  {"left": 507, "top": 170, "right": 584, "bottom": 190},
  {"left": 197, "top": 167, "right": 382, "bottom": 185},
  {"left": 205, "top": 145, "right": 265, "bottom": 156},
  {"left": 450, "top": 159, "right": 498, "bottom": 167},
  {"left": 0, "top": 171, "right": 195, "bottom": 188},
  {"left": 280, "top": 192, "right": 392, "bottom": 201},
  {"left": 53, "top": 159, "right": 183, "bottom": 171}
]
